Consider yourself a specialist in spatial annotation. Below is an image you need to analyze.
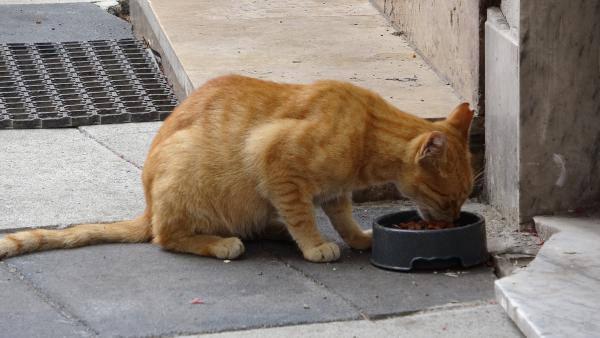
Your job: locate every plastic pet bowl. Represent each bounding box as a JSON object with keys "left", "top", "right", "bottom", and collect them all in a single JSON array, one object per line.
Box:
[{"left": 370, "top": 210, "right": 488, "bottom": 271}]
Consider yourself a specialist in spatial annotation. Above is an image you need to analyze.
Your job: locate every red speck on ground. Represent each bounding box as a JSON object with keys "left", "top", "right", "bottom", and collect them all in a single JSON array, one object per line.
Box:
[{"left": 191, "top": 298, "right": 204, "bottom": 304}]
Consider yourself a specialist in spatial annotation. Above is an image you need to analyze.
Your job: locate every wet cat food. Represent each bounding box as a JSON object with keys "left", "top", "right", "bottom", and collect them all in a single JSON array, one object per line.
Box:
[{"left": 392, "top": 220, "right": 455, "bottom": 230}]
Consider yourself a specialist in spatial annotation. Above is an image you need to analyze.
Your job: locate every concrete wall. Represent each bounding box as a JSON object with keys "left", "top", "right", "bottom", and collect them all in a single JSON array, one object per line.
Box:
[
  {"left": 371, "top": 0, "right": 484, "bottom": 112},
  {"left": 518, "top": 0, "right": 600, "bottom": 219}
]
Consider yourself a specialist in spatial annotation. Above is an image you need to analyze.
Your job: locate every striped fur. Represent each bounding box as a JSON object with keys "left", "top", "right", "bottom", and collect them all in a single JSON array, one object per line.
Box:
[
  {"left": 0, "top": 75, "right": 474, "bottom": 262},
  {"left": 0, "top": 217, "right": 150, "bottom": 259}
]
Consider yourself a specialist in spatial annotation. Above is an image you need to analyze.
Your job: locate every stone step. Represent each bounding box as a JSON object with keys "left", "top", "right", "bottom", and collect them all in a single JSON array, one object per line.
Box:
[{"left": 496, "top": 215, "right": 600, "bottom": 337}]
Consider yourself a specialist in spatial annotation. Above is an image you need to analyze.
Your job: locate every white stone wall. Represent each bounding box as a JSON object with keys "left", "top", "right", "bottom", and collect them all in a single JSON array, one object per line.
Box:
[
  {"left": 486, "top": 0, "right": 600, "bottom": 225},
  {"left": 485, "top": 7, "right": 520, "bottom": 227}
]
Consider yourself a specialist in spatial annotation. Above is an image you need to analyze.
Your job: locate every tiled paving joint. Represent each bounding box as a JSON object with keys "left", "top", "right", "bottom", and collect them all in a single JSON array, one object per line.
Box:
[{"left": 0, "top": 38, "right": 177, "bottom": 129}]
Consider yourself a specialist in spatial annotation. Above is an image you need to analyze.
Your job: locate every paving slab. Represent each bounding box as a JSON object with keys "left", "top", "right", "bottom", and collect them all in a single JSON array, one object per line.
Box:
[
  {"left": 270, "top": 244, "right": 495, "bottom": 318},
  {"left": 131, "top": 0, "right": 460, "bottom": 118},
  {"left": 0, "top": 262, "right": 91, "bottom": 338},
  {"left": 0, "top": 3, "right": 131, "bottom": 43},
  {"left": 191, "top": 303, "right": 522, "bottom": 338},
  {"left": 4, "top": 243, "right": 358, "bottom": 336},
  {"left": 0, "top": 129, "right": 144, "bottom": 231},
  {"left": 80, "top": 122, "right": 162, "bottom": 168},
  {"left": 496, "top": 215, "right": 600, "bottom": 338},
  {"left": 264, "top": 205, "right": 496, "bottom": 318}
]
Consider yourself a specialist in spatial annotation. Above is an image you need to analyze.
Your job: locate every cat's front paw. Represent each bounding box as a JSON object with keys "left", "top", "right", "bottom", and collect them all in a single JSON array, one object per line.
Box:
[
  {"left": 303, "top": 242, "right": 340, "bottom": 263},
  {"left": 211, "top": 237, "right": 245, "bottom": 259},
  {"left": 346, "top": 229, "right": 372, "bottom": 250}
]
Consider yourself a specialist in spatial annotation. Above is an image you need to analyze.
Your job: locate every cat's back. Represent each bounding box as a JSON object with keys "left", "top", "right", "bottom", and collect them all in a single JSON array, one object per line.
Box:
[
  {"left": 152, "top": 75, "right": 377, "bottom": 149},
  {"left": 149, "top": 76, "right": 295, "bottom": 146},
  {"left": 176, "top": 75, "right": 303, "bottom": 125},
  {"left": 185, "top": 75, "right": 374, "bottom": 123}
]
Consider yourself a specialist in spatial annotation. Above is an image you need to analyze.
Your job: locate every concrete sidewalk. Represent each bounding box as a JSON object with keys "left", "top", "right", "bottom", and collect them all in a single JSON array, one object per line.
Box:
[
  {"left": 0, "top": 122, "right": 522, "bottom": 337},
  {"left": 191, "top": 302, "right": 519, "bottom": 338},
  {"left": 130, "top": 0, "right": 460, "bottom": 119}
]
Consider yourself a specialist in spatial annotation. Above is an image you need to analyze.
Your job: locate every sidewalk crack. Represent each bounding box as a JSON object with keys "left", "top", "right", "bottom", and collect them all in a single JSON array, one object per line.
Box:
[
  {"left": 78, "top": 127, "right": 143, "bottom": 171},
  {"left": 262, "top": 244, "right": 371, "bottom": 320},
  {"left": 0, "top": 262, "right": 98, "bottom": 336}
]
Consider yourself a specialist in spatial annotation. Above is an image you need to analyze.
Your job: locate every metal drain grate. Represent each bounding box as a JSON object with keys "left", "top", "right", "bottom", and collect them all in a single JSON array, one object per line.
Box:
[{"left": 0, "top": 38, "right": 178, "bottom": 129}]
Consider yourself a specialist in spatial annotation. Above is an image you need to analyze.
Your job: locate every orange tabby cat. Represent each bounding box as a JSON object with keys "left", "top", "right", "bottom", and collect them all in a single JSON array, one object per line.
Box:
[{"left": 0, "top": 75, "right": 473, "bottom": 262}]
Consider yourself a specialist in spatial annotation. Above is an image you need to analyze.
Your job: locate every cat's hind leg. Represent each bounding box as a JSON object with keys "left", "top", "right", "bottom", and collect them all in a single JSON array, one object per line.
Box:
[
  {"left": 261, "top": 218, "right": 293, "bottom": 242},
  {"left": 155, "top": 233, "right": 245, "bottom": 259},
  {"left": 151, "top": 214, "right": 245, "bottom": 259}
]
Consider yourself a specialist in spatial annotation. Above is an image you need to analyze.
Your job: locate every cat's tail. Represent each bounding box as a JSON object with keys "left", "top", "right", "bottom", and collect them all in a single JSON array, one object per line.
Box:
[{"left": 0, "top": 215, "right": 152, "bottom": 259}]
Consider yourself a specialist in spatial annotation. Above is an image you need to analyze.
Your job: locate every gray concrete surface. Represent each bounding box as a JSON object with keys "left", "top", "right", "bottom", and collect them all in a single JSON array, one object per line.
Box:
[
  {"left": 4, "top": 243, "right": 359, "bottom": 336},
  {"left": 0, "top": 2, "right": 131, "bottom": 43},
  {"left": 496, "top": 215, "right": 600, "bottom": 338},
  {"left": 192, "top": 303, "right": 522, "bottom": 338},
  {"left": 130, "top": 0, "right": 460, "bottom": 119},
  {"left": 266, "top": 206, "right": 496, "bottom": 318},
  {"left": 0, "top": 263, "right": 91, "bottom": 338},
  {"left": 80, "top": 122, "right": 161, "bottom": 168},
  {"left": 271, "top": 242, "right": 495, "bottom": 318},
  {"left": 0, "top": 129, "right": 144, "bottom": 231}
]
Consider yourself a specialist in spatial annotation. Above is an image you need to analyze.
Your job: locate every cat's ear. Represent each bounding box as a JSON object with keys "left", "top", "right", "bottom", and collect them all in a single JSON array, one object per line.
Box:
[
  {"left": 417, "top": 131, "right": 447, "bottom": 164},
  {"left": 446, "top": 102, "right": 474, "bottom": 139}
]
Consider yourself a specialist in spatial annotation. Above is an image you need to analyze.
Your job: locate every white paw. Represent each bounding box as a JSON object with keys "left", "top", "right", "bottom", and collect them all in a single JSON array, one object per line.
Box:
[
  {"left": 346, "top": 229, "right": 372, "bottom": 250},
  {"left": 212, "top": 237, "right": 245, "bottom": 259},
  {"left": 303, "top": 242, "right": 341, "bottom": 263}
]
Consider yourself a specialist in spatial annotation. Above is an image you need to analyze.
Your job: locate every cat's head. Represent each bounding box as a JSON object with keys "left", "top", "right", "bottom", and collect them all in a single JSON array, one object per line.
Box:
[{"left": 399, "top": 103, "right": 474, "bottom": 222}]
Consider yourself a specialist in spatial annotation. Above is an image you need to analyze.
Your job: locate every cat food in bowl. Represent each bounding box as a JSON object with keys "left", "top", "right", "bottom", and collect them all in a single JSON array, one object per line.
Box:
[
  {"left": 393, "top": 220, "right": 455, "bottom": 230},
  {"left": 370, "top": 210, "right": 488, "bottom": 271}
]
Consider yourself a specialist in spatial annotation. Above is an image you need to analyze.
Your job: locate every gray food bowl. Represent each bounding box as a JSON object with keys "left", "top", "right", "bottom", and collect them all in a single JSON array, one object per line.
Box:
[{"left": 370, "top": 210, "right": 488, "bottom": 271}]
